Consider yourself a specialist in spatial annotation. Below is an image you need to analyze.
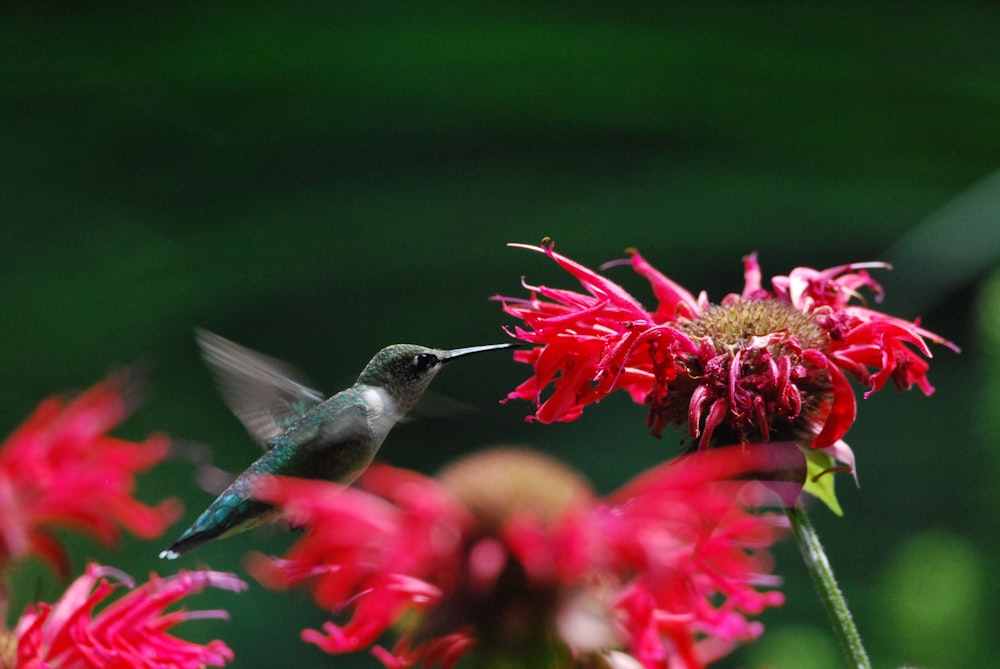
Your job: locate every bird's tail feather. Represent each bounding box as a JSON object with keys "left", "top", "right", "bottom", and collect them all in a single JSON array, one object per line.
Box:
[{"left": 159, "top": 494, "right": 273, "bottom": 559}]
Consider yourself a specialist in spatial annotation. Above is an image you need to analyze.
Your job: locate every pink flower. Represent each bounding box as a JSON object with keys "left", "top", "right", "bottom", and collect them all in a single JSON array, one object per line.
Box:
[
  {"left": 495, "top": 242, "right": 958, "bottom": 465},
  {"left": 0, "top": 372, "right": 182, "bottom": 576},
  {"left": 2, "top": 562, "right": 246, "bottom": 669},
  {"left": 248, "top": 445, "right": 798, "bottom": 668}
]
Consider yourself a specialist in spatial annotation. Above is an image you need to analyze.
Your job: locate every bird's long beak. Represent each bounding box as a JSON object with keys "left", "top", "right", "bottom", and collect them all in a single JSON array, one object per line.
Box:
[{"left": 442, "top": 342, "right": 520, "bottom": 363}]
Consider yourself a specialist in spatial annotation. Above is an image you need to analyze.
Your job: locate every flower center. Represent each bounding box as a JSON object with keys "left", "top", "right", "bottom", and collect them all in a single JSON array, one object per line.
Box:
[
  {"left": 681, "top": 299, "right": 828, "bottom": 353},
  {"left": 653, "top": 299, "right": 833, "bottom": 446},
  {"left": 437, "top": 448, "right": 593, "bottom": 534},
  {"left": 426, "top": 449, "right": 593, "bottom": 658},
  {"left": 0, "top": 630, "right": 16, "bottom": 669}
]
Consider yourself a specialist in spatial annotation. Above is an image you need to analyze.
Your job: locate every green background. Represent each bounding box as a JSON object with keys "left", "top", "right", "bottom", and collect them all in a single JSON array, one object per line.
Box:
[{"left": 3, "top": 3, "right": 999, "bottom": 667}]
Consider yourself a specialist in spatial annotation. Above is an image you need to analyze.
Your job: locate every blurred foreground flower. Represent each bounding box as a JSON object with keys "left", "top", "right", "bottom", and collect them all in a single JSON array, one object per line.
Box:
[
  {"left": 248, "top": 445, "right": 799, "bottom": 668},
  {"left": 0, "top": 372, "right": 182, "bottom": 578},
  {"left": 1, "top": 562, "right": 245, "bottom": 669},
  {"left": 495, "top": 242, "right": 956, "bottom": 507}
]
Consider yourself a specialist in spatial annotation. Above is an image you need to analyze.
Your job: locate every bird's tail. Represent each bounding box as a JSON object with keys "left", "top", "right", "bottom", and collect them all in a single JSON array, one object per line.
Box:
[{"left": 159, "top": 492, "right": 273, "bottom": 559}]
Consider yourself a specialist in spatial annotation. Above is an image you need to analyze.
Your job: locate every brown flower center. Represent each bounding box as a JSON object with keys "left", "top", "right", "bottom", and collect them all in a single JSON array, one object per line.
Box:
[
  {"left": 681, "top": 299, "right": 828, "bottom": 353},
  {"left": 437, "top": 448, "right": 593, "bottom": 534},
  {"left": 649, "top": 299, "right": 834, "bottom": 445},
  {"left": 423, "top": 449, "right": 594, "bottom": 659},
  {"left": 0, "top": 630, "right": 17, "bottom": 669}
]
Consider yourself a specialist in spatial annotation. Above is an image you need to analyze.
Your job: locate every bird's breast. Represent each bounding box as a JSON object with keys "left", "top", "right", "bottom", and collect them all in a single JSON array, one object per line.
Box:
[{"left": 360, "top": 385, "right": 400, "bottom": 445}]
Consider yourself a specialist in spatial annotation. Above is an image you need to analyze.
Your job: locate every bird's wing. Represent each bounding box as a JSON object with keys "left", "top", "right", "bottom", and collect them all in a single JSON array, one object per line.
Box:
[
  {"left": 196, "top": 328, "right": 324, "bottom": 448},
  {"left": 266, "top": 397, "right": 376, "bottom": 485}
]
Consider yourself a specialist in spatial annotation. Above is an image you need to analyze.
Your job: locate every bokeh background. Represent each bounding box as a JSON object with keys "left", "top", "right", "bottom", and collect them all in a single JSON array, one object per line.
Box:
[{"left": 3, "top": 3, "right": 999, "bottom": 667}]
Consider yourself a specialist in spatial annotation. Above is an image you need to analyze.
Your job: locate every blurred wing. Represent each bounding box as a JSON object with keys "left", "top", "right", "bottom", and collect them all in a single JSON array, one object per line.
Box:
[
  {"left": 196, "top": 328, "right": 324, "bottom": 447},
  {"left": 407, "top": 389, "right": 479, "bottom": 421}
]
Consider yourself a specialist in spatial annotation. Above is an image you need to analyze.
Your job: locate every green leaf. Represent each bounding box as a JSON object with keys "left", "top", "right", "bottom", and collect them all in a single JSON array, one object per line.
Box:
[{"left": 802, "top": 447, "right": 844, "bottom": 516}]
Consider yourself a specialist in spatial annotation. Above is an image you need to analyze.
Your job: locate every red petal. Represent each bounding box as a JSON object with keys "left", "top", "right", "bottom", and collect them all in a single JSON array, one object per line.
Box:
[{"left": 810, "top": 365, "right": 856, "bottom": 449}]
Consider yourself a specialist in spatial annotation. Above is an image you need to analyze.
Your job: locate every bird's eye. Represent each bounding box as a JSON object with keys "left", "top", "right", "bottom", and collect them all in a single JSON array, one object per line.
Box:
[{"left": 412, "top": 353, "right": 438, "bottom": 372}]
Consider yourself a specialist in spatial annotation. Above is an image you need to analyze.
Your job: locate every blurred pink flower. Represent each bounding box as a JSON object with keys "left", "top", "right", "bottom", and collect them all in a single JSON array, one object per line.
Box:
[
  {"left": 495, "top": 242, "right": 957, "bottom": 465},
  {"left": 2, "top": 562, "right": 245, "bottom": 669},
  {"left": 0, "top": 372, "right": 182, "bottom": 576},
  {"left": 248, "top": 445, "right": 797, "bottom": 668}
]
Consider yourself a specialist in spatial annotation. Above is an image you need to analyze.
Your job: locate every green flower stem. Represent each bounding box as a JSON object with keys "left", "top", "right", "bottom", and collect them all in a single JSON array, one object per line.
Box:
[{"left": 786, "top": 505, "right": 872, "bottom": 669}]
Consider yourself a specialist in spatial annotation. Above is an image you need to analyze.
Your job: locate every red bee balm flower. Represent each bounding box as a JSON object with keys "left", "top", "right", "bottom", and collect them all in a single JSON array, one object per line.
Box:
[
  {"left": 495, "top": 242, "right": 957, "bottom": 471},
  {"left": 0, "top": 372, "right": 182, "bottom": 576},
  {"left": 2, "top": 562, "right": 245, "bottom": 668},
  {"left": 248, "top": 445, "right": 797, "bottom": 669}
]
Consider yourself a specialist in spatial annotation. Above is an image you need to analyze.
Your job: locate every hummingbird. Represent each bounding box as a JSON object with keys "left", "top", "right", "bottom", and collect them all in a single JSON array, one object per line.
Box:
[{"left": 159, "top": 329, "right": 516, "bottom": 559}]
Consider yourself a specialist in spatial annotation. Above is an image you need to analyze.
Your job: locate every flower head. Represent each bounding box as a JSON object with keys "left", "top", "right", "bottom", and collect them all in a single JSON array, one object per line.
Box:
[
  {"left": 2, "top": 562, "right": 246, "bottom": 669},
  {"left": 0, "top": 372, "right": 182, "bottom": 576},
  {"left": 496, "top": 242, "right": 957, "bottom": 464},
  {"left": 248, "top": 445, "right": 797, "bottom": 668}
]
